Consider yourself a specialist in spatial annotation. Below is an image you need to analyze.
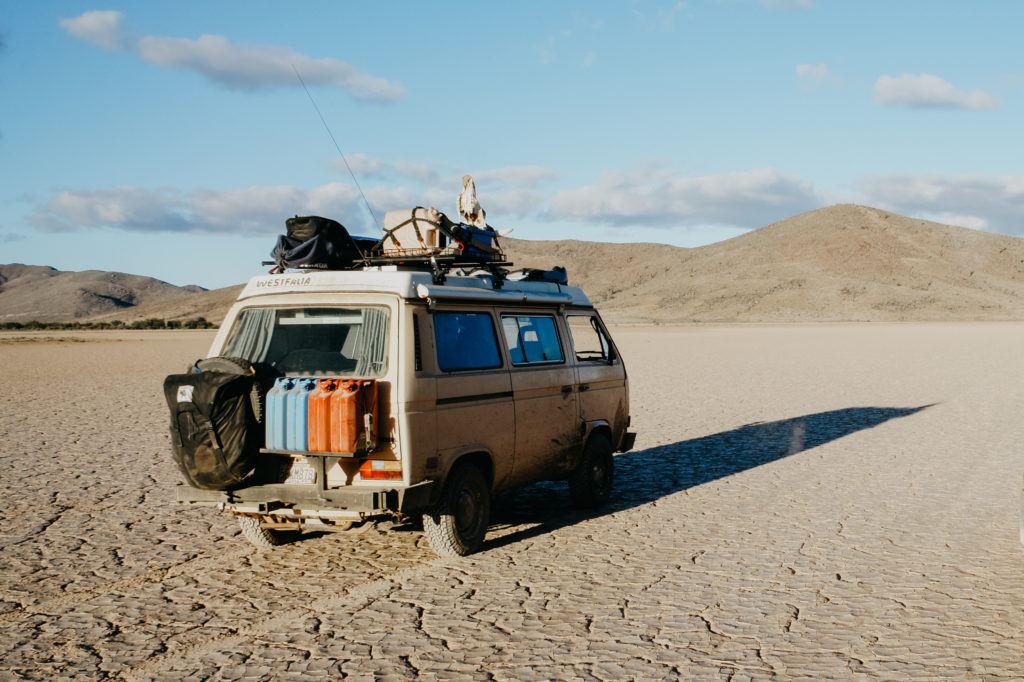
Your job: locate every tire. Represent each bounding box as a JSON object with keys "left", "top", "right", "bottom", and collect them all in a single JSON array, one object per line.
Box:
[
  {"left": 422, "top": 464, "right": 490, "bottom": 557},
  {"left": 568, "top": 433, "right": 614, "bottom": 508},
  {"left": 237, "top": 515, "right": 299, "bottom": 548},
  {"left": 196, "top": 355, "right": 253, "bottom": 374}
]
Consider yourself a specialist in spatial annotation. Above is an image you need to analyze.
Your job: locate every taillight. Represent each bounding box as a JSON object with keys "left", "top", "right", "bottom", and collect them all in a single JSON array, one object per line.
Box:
[{"left": 359, "top": 459, "right": 403, "bottom": 480}]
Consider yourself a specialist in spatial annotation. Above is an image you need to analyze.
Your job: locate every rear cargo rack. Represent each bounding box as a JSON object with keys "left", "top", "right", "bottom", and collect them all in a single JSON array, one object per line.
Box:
[{"left": 260, "top": 448, "right": 369, "bottom": 459}]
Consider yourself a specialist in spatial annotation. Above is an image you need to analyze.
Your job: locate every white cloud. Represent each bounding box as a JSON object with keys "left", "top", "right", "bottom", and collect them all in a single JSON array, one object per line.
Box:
[
  {"left": 474, "top": 166, "right": 559, "bottom": 189},
  {"left": 336, "top": 157, "right": 559, "bottom": 219},
  {"left": 874, "top": 73, "right": 999, "bottom": 110},
  {"left": 30, "top": 187, "right": 192, "bottom": 232},
  {"left": 537, "top": 36, "right": 557, "bottom": 65},
  {"left": 337, "top": 153, "right": 391, "bottom": 178},
  {"left": 796, "top": 63, "right": 830, "bottom": 87},
  {"left": 30, "top": 184, "right": 364, "bottom": 235},
  {"left": 854, "top": 173, "right": 1024, "bottom": 234},
  {"left": 59, "top": 10, "right": 134, "bottom": 51},
  {"left": 392, "top": 161, "right": 443, "bottom": 186},
  {"left": 59, "top": 11, "right": 403, "bottom": 102},
  {"left": 33, "top": 168, "right": 1024, "bottom": 241},
  {"left": 760, "top": 0, "right": 814, "bottom": 10},
  {"left": 330, "top": 156, "right": 558, "bottom": 195},
  {"left": 137, "top": 35, "right": 403, "bottom": 100},
  {"left": 919, "top": 212, "right": 991, "bottom": 232},
  {"left": 484, "top": 190, "right": 551, "bottom": 221},
  {"left": 550, "top": 166, "right": 822, "bottom": 228},
  {"left": 656, "top": 2, "right": 690, "bottom": 31},
  {"left": 26, "top": 159, "right": 558, "bottom": 237}
]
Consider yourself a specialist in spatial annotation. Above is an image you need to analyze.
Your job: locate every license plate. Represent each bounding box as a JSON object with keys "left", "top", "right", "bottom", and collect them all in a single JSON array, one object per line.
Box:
[{"left": 283, "top": 457, "right": 317, "bottom": 485}]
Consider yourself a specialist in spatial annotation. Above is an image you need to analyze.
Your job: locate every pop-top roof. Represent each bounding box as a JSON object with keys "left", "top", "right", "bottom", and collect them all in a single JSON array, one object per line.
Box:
[{"left": 238, "top": 268, "right": 592, "bottom": 307}]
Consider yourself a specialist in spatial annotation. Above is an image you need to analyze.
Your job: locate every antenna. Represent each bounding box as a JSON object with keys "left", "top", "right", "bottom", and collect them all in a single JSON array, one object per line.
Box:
[{"left": 292, "top": 65, "right": 381, "bottom": 232}]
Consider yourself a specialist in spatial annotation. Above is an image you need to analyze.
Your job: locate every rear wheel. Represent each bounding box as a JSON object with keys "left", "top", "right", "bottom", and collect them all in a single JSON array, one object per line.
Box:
[
  {"left": 423, "top": 464, "right": 490, "bottom": 557},
  {"left": 569, "top": 433, "right": 614, "bottom": 508},
  {"left": 237, "top": 516, "right": 299, "bottom": 548}
]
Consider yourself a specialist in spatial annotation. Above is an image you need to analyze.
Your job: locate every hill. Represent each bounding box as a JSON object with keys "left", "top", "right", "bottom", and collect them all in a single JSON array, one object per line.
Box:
[
  {"left": 5, "top": 205, "right": 1023, "bottom": 325},
  {"left": 0, "top": 265, "right": 205, "bottom": 324},
  {"left": 504, "top": 204, "right": 1024, "bottom": 323},
  {"left": 83, "top": 284, "right": 244, "bottom": 326}
]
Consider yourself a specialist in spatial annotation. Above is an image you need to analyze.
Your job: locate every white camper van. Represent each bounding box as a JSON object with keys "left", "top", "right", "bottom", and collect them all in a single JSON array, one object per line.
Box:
[{"left": 171, "top": 215, "right": 634, "bottom": 557}]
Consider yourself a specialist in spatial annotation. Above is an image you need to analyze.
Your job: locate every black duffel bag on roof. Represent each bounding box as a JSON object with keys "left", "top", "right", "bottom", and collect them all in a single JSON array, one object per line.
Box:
[
  {"left": 286, "top": 215, "right": 345, "bottom": 243},
  {"left": 271, "top": 215, "right": 373, "bottom": 271}
]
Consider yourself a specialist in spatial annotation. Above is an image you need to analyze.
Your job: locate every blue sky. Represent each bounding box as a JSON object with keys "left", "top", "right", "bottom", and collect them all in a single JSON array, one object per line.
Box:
[{"left": 2, "top": 1, "right": 1022, "bottom": 289}]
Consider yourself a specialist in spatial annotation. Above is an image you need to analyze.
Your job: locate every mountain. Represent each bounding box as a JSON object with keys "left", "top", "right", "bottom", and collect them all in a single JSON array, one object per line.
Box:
[
  {"left": 5, "top": 205, "right": 1023, "bottom": 325},
  {"left": 504, "top": 204, "right": 1024, "bottom": 322},
  {"left": 84, "top": 284, "right": 244, "bottom": 326},
  {"left": 0, "top": 265, "right": 205, "bottom": 323}
]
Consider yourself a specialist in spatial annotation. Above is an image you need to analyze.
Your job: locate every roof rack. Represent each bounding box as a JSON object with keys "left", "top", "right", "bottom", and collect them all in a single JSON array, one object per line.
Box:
[
  {"left": 363, "top": 252, "right": 512, "bottom": 288},
  {"left": 264, "top": 208, "right": 515, "bottom": 288}
]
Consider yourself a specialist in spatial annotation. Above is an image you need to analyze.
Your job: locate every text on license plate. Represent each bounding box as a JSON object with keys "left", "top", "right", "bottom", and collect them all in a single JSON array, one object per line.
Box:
[{"left": 283, "top": 457, "right": 317, "bottom": 485}]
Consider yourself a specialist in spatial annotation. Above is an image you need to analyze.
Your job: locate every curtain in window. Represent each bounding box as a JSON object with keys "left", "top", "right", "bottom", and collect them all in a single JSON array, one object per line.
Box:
[
  {"left": 353, "top": 308, "right": 389, "bottom": 376},
  {"left": 223, "top": 308, "right": 276, "bottom": 362}
]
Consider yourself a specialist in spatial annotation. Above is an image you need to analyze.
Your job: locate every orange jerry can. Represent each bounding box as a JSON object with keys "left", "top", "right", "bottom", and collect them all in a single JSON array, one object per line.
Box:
[
  {"left": 329, "top": 380, "right": 378, "bottom": 453},
  {"left": 307, "top": 379, "right": 340, "bottom": 452}
]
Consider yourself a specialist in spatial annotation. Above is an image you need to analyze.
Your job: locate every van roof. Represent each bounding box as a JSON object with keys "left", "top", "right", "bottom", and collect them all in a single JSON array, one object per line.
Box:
[{"left": 238, "top": 268, "right": 593, "bottom": 307}]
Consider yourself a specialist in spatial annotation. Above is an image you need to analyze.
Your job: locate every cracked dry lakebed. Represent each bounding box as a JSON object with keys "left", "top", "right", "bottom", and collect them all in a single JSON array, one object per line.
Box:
[{"left": 1, "top": 325, "right": 1023, "bottom": 680}]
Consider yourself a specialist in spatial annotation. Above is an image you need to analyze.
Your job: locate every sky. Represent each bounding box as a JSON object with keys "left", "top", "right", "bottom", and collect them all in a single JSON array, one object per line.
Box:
[{"left": 2, "top": 1, "right": 1023, "bottom": 289}]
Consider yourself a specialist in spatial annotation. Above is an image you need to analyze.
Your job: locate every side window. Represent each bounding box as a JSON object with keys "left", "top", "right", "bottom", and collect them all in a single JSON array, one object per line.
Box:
[
  {"left": 501, "top": 315, "right": 564, "bottom": 365},
  {"left": 566, "top": 315, "right": 615, "bottom": 362},
  {"left": 433, "top": 312, "right": 502, "bottom": 372}
]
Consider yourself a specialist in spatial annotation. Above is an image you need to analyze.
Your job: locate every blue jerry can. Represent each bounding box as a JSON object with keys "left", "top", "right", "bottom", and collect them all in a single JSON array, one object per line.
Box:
[
  {"left": 287, "top": 378, "right": 317, "bottom": 451},
  {"left": 266, "top": 377, "right": 295, "bottom": 450}
]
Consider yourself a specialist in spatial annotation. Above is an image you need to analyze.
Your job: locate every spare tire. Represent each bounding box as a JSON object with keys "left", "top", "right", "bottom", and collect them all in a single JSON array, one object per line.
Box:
[
  {"left": 196, "top": 356, "right": 264, "bottom": 424},
  {"left": 164, "top": 357, "right": 264, "bottom": 490}
]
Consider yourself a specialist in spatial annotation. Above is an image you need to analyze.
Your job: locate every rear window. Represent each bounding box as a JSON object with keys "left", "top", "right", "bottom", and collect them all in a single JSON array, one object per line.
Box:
[
  {"left": 222, "top": 306, "right": 389, "bottom": 377},
  {"left": 433, "top": 312, "right": 502, "bottom": 372}
]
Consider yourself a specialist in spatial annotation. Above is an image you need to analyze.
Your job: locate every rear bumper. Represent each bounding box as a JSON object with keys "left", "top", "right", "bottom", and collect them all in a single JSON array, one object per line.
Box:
[
  {"left": 618, "top": 431, "right": 637, "bottom": 452},
  {"left": 175, "top": 479, "right": 436, "bottom": 515}
]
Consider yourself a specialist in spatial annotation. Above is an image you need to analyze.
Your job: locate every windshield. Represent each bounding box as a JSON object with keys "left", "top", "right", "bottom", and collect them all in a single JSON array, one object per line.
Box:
[{"left": 222, "top": 306, "right": 389, "bottom": 377}]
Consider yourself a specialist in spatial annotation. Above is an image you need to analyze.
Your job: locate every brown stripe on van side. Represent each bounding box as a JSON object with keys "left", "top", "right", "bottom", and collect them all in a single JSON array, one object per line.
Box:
[{"left": 435, "top": 391, "right": 514, "bottom": 406}]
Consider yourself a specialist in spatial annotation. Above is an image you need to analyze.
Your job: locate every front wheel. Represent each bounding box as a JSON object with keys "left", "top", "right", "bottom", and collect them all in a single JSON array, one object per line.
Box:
[
  {"left": 568, "top": 433, "right": 614, "bottom": 508},
  {"left": 237, "top": 516, "right": 299, "bottom": 548},
  {"left": 423, "top": 464, "right": 490, "bottom": 557}
]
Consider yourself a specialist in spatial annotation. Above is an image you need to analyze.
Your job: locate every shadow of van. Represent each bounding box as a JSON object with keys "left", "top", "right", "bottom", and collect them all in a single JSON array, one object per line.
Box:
[{"left": 485, "top": 404, "right": 934, "bottom": 550}]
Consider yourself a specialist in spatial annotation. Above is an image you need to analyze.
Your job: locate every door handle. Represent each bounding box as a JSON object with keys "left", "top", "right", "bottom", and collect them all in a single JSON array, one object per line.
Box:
[
  {"left": 579, "top": 384, "right": 590, "bottom": 392},
  {"left": 562, "top": 385, "right": 574, "bottom": 393}
]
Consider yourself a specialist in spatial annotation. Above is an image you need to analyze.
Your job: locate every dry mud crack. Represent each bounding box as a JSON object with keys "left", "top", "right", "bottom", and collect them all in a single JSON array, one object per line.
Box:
[{"left": 1, "top": 325, "right": 1023, "bottom": 680}]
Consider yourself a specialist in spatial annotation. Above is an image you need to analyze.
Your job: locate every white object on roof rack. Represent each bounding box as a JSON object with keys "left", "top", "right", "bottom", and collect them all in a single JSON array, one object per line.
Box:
[
  {"left": 381, "top": 207, "right": 447, "bottom": 256},
  {"left": 457, "top": 175, "right": 488, "bottom": 229}
]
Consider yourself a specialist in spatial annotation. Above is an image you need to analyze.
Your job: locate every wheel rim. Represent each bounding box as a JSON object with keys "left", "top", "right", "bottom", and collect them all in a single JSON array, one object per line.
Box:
[
  {"left": 455, "top": 485, "right": 479, "bottom": 534},
  {"left": 592, "top": 454, "right": 610, "bottom": 494}
]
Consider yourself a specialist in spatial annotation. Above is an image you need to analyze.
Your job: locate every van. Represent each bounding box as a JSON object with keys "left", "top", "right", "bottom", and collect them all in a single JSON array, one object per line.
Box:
[{"left": 174, "top": 266, "right": 635, "bottom": 556}]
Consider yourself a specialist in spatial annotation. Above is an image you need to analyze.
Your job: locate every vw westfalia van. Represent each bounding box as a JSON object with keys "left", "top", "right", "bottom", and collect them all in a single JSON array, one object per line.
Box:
[{"left": 174, "top": 265, "right": 634, "bottom": 556}]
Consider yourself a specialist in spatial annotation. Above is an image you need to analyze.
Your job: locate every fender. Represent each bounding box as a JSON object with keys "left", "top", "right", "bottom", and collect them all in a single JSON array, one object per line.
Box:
[
  {"left": 581, "top": 419, "right": 611, "bottom": 446},
  {"left": 568, "top": 419, "right": 613, "bottom": 471},
  {"left": 428, "top": 446, "right": 497, "bottom": 505}
]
